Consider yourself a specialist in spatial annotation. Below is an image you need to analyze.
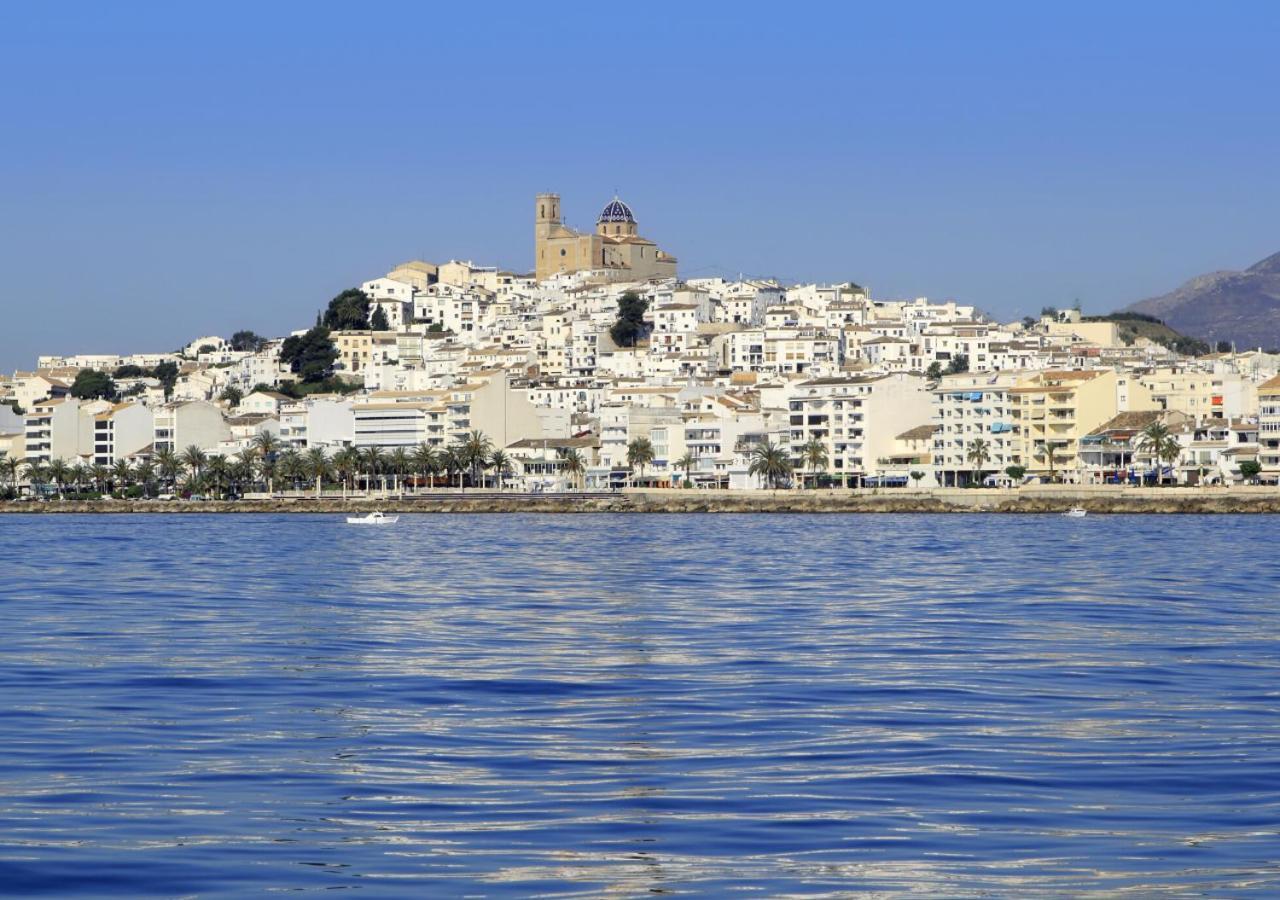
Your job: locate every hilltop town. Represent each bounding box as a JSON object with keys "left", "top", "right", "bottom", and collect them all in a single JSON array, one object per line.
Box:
[{"left": 4, "top": 192, "right": 1280, "bottom": 499}]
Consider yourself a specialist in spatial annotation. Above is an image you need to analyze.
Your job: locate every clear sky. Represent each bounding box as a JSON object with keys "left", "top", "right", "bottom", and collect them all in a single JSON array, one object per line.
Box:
[{"left": 2, "top": 1, "right": 1278, "bottom": 371}]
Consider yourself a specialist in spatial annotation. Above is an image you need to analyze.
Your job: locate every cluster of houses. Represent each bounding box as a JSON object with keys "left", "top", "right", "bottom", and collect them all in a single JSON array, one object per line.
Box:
[{"left": 5, "top": 194, "right": 1280, "bottom": 493}]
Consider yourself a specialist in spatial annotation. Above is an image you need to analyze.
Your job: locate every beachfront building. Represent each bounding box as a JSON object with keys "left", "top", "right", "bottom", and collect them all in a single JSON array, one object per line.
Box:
[
  {"left": 931, "top": 371, "right": 1024, "bottom": 487},
  {"left": 787, "top": 373, "right": 933, "bottom": 486},
  {"left": 24, "top": 397, "right": 87, "bottom": 464},
  {"left": 1256, "top": 374, "right": 1280, "bottom": 482},
  {"left": 1009, "top": 369, "right": 1119, "bottom": 481},
  {"left": 91, "top": 402, "right": 154, "bottom": 466},
  {"left": 153, "top": 400, "right": 231, "bottom": 455}
]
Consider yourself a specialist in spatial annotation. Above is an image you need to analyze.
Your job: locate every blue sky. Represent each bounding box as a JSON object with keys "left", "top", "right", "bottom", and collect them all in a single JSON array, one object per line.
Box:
[{"left": 2, "top": 1, "right": 1278, "bottom": 370}]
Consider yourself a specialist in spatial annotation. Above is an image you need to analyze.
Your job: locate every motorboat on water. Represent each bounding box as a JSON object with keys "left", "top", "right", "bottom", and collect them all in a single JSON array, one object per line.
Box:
[
  {"left": 347, "top": 511, "right": 399, "bottom": 525},
  {"left": 1062, "top": 506, "right": 1087, "bottom": 518}
]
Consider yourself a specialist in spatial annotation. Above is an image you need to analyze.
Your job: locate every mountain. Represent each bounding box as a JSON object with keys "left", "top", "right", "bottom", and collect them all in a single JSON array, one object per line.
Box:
[{"left": 1125, "top": 251, "right": 1280, "bottom": 350}]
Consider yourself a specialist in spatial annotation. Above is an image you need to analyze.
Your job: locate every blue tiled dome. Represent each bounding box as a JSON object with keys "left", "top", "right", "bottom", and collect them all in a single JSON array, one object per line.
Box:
[{"left": 598, "top": 198, "right": 635, "bottom": 224}]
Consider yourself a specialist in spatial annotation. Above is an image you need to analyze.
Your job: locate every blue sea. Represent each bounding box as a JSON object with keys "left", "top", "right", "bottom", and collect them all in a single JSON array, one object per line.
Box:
[{"left": 1, "top": 513, "right": 1278, "bottom": 896}]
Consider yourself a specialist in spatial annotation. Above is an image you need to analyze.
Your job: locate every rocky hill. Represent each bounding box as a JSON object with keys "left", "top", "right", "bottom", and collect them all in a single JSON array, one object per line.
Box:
[{"left": 1125, "top": 251, "right": 1280, "bottom": 350}]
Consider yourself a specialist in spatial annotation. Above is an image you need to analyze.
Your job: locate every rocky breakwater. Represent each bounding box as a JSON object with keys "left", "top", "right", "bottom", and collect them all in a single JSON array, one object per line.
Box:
[{"left": 3, "top": 487, "right": 1280, "bottom": 514}]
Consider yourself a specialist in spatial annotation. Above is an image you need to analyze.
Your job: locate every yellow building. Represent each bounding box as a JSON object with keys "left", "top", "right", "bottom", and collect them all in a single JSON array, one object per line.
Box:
[
  {"left": 1257, "top": 374, "right": 1280, "bottom": 480},
  {"left": 534, "top": 193, "right": 677, "bottom": 282},
  {"left": 1010, "top": 369, "right": 1118, "bottom": 480}
]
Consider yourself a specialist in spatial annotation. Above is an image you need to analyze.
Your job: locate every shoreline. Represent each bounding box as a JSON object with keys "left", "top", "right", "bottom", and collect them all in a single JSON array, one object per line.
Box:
[{"left": 3, "top": 487, "right": 1279, "bottom": 514}]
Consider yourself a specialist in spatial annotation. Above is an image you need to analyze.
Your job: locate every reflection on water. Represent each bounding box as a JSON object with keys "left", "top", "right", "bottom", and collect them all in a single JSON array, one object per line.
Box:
[{"left": 1, "top": 513, "right": 1278, "bottom": 895}]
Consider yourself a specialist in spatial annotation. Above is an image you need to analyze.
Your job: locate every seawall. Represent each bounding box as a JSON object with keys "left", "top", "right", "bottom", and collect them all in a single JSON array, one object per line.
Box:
[{"left": 3, "top": 486, "right": 1279, "bottom": 514}]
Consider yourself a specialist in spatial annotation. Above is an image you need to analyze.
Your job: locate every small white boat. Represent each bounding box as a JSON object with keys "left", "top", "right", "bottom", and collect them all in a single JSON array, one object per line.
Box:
[
  {"left": 1062, "top": 506, "right": 1087, "bottom": 518},
  {"left": 346, "top": 511, "right": 399, "bottom": 525}
]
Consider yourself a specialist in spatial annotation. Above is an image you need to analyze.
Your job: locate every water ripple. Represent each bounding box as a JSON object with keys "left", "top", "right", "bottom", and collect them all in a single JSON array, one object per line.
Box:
[{"left": 0, "top": 513, "right": 1277, "bottom": 895}]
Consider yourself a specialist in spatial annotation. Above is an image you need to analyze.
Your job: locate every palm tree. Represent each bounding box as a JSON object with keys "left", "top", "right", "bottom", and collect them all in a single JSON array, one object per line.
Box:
[
  {"left": 333, "top": 446, "right": 361, "bottom": 496},
  {"left": 250, "top": 432, "right": 280, "bottom": 493},
  {"left": 748, "top": 439, "right": 792, "bottom": 490},
  {"left": 1137, "top": 422, "right": 1179, "bottom": 486},
  {"left": 558, "top": 447, "right": 586, "bottom": 490},
  {"left": 204, "top": 454, "right": 229, "bottom": 499},
  {"left": 411, "top": 443, "right": 439, "bottom": 490},
  {"left": 134, "top": 460, "right": 156, "bottom": 499},
  {"left": 89, "top": 463, "right": 109, "bottom": 495},
  {"left": 228, "top": 457, "right": 253, "bottom": 498},
  {"left": 23, "top": 459, "right": 48, "bottom": 497},
  {"left": 110, "top": 460, "right": 133, "bottom": 496},
  {"left": 361, "top": 446, "right": 384, "bottom": 493},
  {"left": 181, "top": 445, "right": 207, "bottom": 483},
  {"left": 443, "top": 444, "right": 466, "bottom": 489},
  {"left": 47, "top": 459, "right": 69, "bottom": 499},
  {"left": 462, "top": 430, "right": 493, "bottom": 488},
  {"left": 967, "top": 438, "right": 991, "bottom": 487},
  {"left": 388, "top": 447, "right": 411, "bottom": 494},
  {"left": 304, "top": 447, "right": 330, "bottom": 497},
  {"left": 674, "top": 450, "right": 697, "bottom": 487},
  {"left": 278, "top": 449, "right": 304, "bottom": 491},
  {"left": 801, "top": 438, "right": 829, "bottom": 489},
  {"left": 1, "top": 456, "right": 20, "bottom": 496},
  {"left": 488, "top": 449, "right": 511, "bottom": 490},
  {"left": 156, "top": 447, "right": 182, "bottom": 494},
  {"left": 626, "top": 436, "right": 655, "bottom": 486},
  {"left": 69, "top": 462, "right": 89, "bottom": 496}
]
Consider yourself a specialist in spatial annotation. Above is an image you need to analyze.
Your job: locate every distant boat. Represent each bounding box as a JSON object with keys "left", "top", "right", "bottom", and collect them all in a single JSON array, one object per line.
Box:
[
  {"left": 346, "top": 511, "right": 399, "bottom": 525},
  {"left": 1062, "top": 507, "right": 1087, "bottom": 518}
]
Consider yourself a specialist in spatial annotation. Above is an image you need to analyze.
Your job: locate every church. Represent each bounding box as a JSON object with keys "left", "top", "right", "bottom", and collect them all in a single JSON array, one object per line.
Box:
[{"left": 534, "top": 193, "right": 677, "bottom": 283}]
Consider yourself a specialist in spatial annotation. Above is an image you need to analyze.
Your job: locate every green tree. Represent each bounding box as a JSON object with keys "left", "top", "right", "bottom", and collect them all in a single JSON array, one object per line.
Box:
[
  {"left": 675, "top": 450, "right": 697, "bottom": 486},
  {"left": 411, "top": 443, "right": 438, "bottom": 490},
  {"left": 945, "top": 354, "right": 970, "bottom": 375},
  {"left": 134, "top": 460, "right": 156, "bottom": 498},
  {"left": 70, "top": 369, "right": 116, "bottom": 400},
  {"left": 110, "top": 460, "right": 132, "bottom": 495},
  {"left": 181, "top": 445, "right": 207, "bottom": 484},
  {"left": 114, "top": 364, "right": 145, "bottom": 378},
  {"left": 370, "top": 306, "right": 390, "bottom": 331},
  {"left": 1004, "top": 464, "right": 1027, "bottom": 484},
  {"left": 230, "top": 330, "right": 267, "bottom": 352},
  {"left": 489, "top": 449, "right": 511, "bottom": 490},
  {"left": 910, "top": 470, "right": 925, "bottom": 488},
  {"left": 967, "top": 437, "right": 991, "bottom": 485},
  {"left": 155, "top": 448, "right": 182, "bottom": 492},
  {"left": 1239, "top": 459, "right": 1262, "bottom": 484},
  {"left": 1, "top": 456, "right": 21, "bottom": 497},
  {"left": 748, "top": 439, "right": 792, "bottom": 490},
  {"left": 801, "top": 438, "right": 829, "bottom": 488},
  {"left": 1137, "top": 422, "right": 1179, "bottom": 486},
  {"left": 304, "top": 448, "right": 330, "bottom": 497},
  {"left": 441, "top": 446, "right": 464, "bottom": 490},
  {"left": 558, "top": 447, "right": 586, "bottom": 490},
  {"left": 333, "top": 446, "right": 362, "bottom": 494},
  {"left": 361, "top": 446, "right": 385, "bottom": 492},
  {"left": 925, "top": 361, "right": 943, "bottom": 381},
  {"left": 388, "top": 446, "right": 411, "bottom": 493},
  {"left": 151, "top": 361, "right": 179, "bottom": 399},
  {"left": 322, "top": 289, "right": 373, "bottom": 331},
  {"left": 219, "top": 386, "right": 243, "bottom": 407},
  {"left": 204, "top": 454, "right": 229, "bottom": 499},
  {"left": 280, "top": 326, "right": 339, "bottom": 383},
  {"left": 251, "top": 434, "right": 281, "bottom": 494},
  {"left": 278, "top": 449, "right": 304, "bottom": 490},
  {"left": 47, "top": 459, "right": 70, "bottom": 499},
  {"left": 462, "top": 430, "right": 493, "bottom": 487},
  {"left": 626, "top": 436, "right": 655, "bottom": 484},
  {"left": 609, "top": 291, "right": 649, "bottom": 347}
]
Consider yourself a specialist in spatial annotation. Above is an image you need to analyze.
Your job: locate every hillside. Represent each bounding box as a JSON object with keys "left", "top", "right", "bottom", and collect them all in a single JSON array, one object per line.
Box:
[
  {"left": 1125, "top": 251, "right": 1280, "bottom": 350},
  {"left": 1081, "top": 312, "right": 1211, "bottom": 356}
]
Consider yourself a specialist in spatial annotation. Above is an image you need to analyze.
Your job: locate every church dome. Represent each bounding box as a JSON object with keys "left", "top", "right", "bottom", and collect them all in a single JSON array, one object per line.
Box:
[{"left": 598, "top": 198, "right": 635, "bottom": 224}]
